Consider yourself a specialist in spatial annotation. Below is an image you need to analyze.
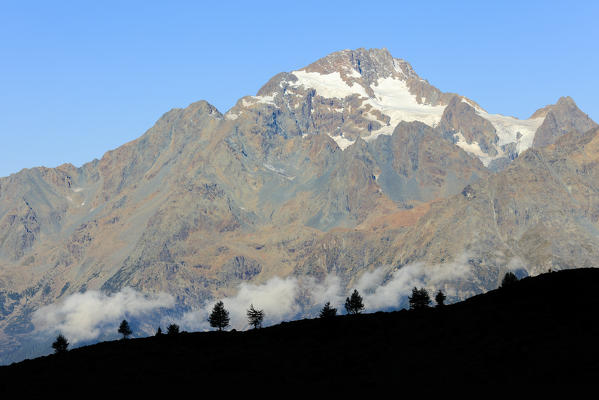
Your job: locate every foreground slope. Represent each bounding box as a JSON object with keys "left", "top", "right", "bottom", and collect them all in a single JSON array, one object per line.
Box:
[{"left": 2, "top": 268, "right": 599, "bottom": 393}]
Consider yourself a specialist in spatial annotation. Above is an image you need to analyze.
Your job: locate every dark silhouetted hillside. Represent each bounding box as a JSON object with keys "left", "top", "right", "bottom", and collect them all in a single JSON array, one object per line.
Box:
[{"left": 2, "top": 268, "right": 599, "bottom": 393}]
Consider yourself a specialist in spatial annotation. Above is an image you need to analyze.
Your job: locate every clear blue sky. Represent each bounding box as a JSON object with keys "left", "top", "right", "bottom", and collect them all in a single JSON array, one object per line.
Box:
[{"left": 1, "top": 1, "right": 597, "bottom": 177}]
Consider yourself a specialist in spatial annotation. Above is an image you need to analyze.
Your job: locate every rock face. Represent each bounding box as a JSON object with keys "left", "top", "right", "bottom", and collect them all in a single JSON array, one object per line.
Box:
[
  {"left": 393, "top": 125, "right": 599, "bottom": 274},
  {"left": 437, "top": 96, "right": 499, "bottom": 157},
  {"left": 532, "top": 96, "right": 597, "bottom": 148},
  {"left": 0, "top": 48, "right": 597, "bottom": 363}
]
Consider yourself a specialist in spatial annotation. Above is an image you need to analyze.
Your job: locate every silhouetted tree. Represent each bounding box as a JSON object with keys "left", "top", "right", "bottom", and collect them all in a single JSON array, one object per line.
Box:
[
  {"left": 435, "top": 290, "right": 446, "bottom": 307},
  {"left": 167, "top": 323, "right": 180, "bottom": 335},
  {"left": 52, "top": 334, "right": 69, "bottom": 354},
  {"left": 209, "top": 300, "right": 230, "bottom": 331},
  {"left": 409, "top": 287, "right": 431, "bottom": 310},
  {"left": 247, "top": 304, "right": 264, "bottom": 329},
  {"left": 345, "top": 289, "right": 365, "bottom": 315},
  {"left": 155, "top": 326, "right": 163, "bottom": 336},
  {"left": 501, "top": 271, "right": 519, "bottom": 289},
  {"left": 118, "top": 319, "right": 132, "bottom": 339},
  {"left": 319, "top": 301, "right": 337, "bottom": 318}
]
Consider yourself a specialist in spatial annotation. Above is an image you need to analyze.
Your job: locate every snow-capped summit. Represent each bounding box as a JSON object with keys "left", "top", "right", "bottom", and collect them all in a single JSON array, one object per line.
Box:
[{"left": 227, "top": 48, "right": 579, "bottom": 168}]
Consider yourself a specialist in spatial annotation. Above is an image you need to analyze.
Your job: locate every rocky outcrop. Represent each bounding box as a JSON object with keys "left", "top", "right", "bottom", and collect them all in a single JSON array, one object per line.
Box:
[
  {"left": 368, "top": 121, "right": 488, "bottom": 203},
  {"left": 0, "top": 200, "right": 40, "bottom": 261},
  {"left": 532, "top": 97, "right": 597, "bottom": 148},
  {"left": 437, "top": 96, "right": 498, "bottom": 155},
  {"left": 393, "top": 125, "right": 599, "bottom": 274}
]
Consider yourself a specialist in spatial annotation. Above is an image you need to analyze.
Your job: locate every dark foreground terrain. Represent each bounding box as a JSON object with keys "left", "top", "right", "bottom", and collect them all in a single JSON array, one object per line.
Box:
[{"left": 2, "top": 268, "right": 599, "bottom": 393}]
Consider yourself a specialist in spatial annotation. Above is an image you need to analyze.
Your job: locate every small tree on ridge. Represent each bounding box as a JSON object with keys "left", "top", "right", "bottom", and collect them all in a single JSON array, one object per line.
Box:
[
  {"left": 247, "top": 304, "right": 264, "bottom": 329},
  {"left": 118, "top": 319, "right": 132, "bottom": 339},
  {"left": 501, "top": 271, "right": 519, "bottom": 289},
  {"left": 167, "top": 323, "right": 180, "bottom": 335},
  {"left": 409, "top": 287, "right": 431, "bottom": 310},
  {"left": 52, "top": 334, "right": 69, "bottom": 354},
  {"left": 209, "top": 300, "right": 230, "bottom": 331},
  {"left": 319, "top": 301, "right": 337, "bottom": 318},
  {"left": 435, "top": 290, "right": 446, "bottom": 308},
  {"left": 345, "top": 289, "right": 365, "bottom": 315}
]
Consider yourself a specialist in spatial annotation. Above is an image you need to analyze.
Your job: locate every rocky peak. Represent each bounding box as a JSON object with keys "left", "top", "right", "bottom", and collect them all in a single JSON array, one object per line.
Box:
[
  {"left": 532, "top": 96, "right": 597, "bottom": 148},
  {"left": 530, "top": 96, "right": 577, "bottom": 119},
  {"left": 437, "top": 96, "right": 497, "bottom": 152},
  {"left": 185, "top": 100, "right": 223, "bottom": 119},
  {"left": 245, "top": 48, "right": 461, "bottom": 151},
  {"left": 556, "top": 96, "right": 576, "bottom": 107},
  {"left": 300, "top": 48, "right": 418, "bottom": 86}
]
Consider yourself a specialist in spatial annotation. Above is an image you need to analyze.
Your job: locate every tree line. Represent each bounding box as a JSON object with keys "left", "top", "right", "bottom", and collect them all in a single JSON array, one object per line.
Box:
[{"left": 52, "top": 271, "right": 520, "bottom": 354}]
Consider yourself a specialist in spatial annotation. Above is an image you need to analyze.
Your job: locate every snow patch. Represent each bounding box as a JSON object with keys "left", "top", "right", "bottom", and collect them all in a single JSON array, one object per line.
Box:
[
  {"left": 263, "top": 163, "right": 286, "bottom": 175},
  {"left": 478, "top": 112, "right": 544, "bottom": 154},
  {"left": 241, "top": 94, "right": 277, "bottom": 108},
  {"left": 256, "top": 94, "right": 277, "bottom": 105},
  {"left": 289, "top": 73, "right": 446, "bottom": 142},
  {"left": 331, "top": 134, "right": 354, "bottom": 150},
  {"left": 289, "top": 70, "right": 369, "bottom": 99},
  {"left": 392, "top": 59, "right": 405, "bottom": 75},
  {"left": 347, "top": 69, "right": 361, "bottom": 78},
  {"left": 453, "top": 132, "right": 498, "bottom": 167},
  {"left": 263, "top": 163, "right": 295, "bottom": 180},
  {"left": 450, "top": 110, "right": 544, "bottom": 165},
  {"left": 364, "top": 77, "right": 446, "bottom": 138},
  {"left": 225, "top": 112, "right": 239, "bottom": 120},
  {"left": 461, "top": 98, "right": 482, "bottom": 111}
]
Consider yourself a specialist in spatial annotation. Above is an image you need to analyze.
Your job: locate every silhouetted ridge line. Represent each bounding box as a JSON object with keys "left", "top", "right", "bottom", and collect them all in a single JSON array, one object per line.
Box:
[{"left": 2, "top": 268, "right": 599, "bottom": 393}]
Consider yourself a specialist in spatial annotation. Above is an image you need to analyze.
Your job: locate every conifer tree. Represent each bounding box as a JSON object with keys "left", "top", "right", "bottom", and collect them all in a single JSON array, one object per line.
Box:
[
  {"left": 409, "top": 287, "right": 431, "bottom": 310},
  {"left": 167, "top": 323, "right": 180, "bottom": 335},
  {"left": 52, "top": 334, "right": 69, "bottom": 354},
  {"left": 501, "top": 271, "right": 519, "bottom": 289},
  {"left": 209, "top": 300, "right": 230, "bottom": 331},
  {"left": 435, "top": 290, "right": 446, "bottom": 307},
  {"left": 247, "top": 304, "right": 264, "bottom": 329},
  {"left": 155, "top": 326, "right": 163, "bottom": 336},
  {"left": 118, "top": 319, "right": 132, "bottom": 339},
  {"left": 319, "top": 301, "right": 337, "bottom": 318},
  {"left": 344, "top": 289, "right": 365, "bottom": 315}
]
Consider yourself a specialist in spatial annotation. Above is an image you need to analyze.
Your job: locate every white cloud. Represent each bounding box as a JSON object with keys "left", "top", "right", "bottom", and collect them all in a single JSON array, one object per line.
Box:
[
  {"left": 180, "top": 274, "right": 349, "bottom": 331},
  {"left": 182, "top": 276, "right": 309, "bottom": 331},
  {"left": 180, "top": 255, "right": 476, "bottom": 331},
  {"left": 360, "top": 257, "right": 473, "bottom": 311},
  {"left": 32, "top": 288, "right": 175, "bottom": 343},
  {"left": 30, "top": 255, "right": 480, "bottom": 342}
]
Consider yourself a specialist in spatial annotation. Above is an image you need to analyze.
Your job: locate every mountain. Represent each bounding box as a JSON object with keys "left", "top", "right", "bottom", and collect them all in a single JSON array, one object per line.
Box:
[
  {"left": 3, "top": 268, "right": 599, "bottom": 393},
  {"left": 531, "top": 96, "right": 597, "bottom": 148},
  {"left": 0, "top": 48, "right": 597, "bottom": 363}
]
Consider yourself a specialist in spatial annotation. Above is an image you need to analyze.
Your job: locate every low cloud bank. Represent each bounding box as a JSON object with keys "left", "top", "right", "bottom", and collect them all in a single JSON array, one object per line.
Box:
[
  {"left": 32, "top": 288, "right": 175, "bottom": 343},
  {"left": 358, "top": 258, "right": 474, "bottom": 311},
  {"left": 180, "top": 256, "right": 474, "bottom": 331},
  {"left": 31, "top": 256, "right": 478, "bottom": 341},
  {"left": 179, "top": 274, "right": 345, "bottom": 331}
]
